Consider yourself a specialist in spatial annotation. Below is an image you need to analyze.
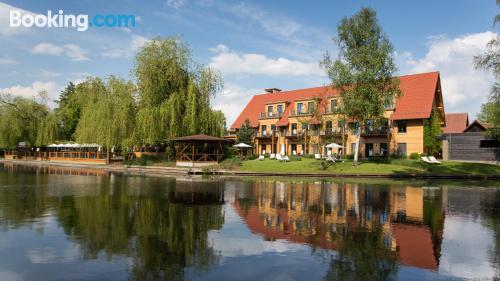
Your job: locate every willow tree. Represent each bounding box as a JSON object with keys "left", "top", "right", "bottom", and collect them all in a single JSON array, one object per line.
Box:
[
  {"left": 0, "top": 93, "right": 52, "bottom": 147},
  {"left": 134, "top": 37, "right": 225, "bottom": 145},
  {"left": 474, "top": 3, "right": 500, "bottom": 139},
  {"left": 321, "top": 8, "right": 400, "bottom": 165},
  {"left": 74, "top": 76, "right": 136, "bottom": 149}
]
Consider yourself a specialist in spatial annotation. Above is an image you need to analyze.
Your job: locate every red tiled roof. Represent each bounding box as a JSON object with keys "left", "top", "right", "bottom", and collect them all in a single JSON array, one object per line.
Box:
[
  {"left": 443, "top": 113, "right": 469, "bottom": 134},
  {"left": 230, "top": 72, "right": 441, "bottom": 129}
]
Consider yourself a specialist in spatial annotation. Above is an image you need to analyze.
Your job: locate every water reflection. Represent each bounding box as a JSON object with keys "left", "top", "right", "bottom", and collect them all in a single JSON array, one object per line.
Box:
[{"left": 0, "top": 164, "right": 499, "bottom": 281}]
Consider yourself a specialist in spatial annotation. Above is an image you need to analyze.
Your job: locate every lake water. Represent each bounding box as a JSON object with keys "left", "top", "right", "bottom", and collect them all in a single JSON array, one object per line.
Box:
[{"left": 0, "top": 163, "right": 499, "bottom": 281}]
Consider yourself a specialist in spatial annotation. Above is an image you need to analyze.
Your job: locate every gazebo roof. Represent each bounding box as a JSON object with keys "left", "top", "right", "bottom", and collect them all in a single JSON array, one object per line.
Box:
[{"left": 172, "top": 134, "right": 227, "bottom": 142}]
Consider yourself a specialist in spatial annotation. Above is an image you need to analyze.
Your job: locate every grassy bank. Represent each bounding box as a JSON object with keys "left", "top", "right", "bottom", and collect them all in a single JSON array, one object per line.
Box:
[{"left": 230, "top": 158, "right": 500, "bottom": 176}]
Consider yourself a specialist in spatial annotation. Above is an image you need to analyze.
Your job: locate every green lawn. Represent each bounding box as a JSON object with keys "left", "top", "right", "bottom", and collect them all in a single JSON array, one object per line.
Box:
[{"left": 237, "top": 157, "right": 500, "bottom": 176}]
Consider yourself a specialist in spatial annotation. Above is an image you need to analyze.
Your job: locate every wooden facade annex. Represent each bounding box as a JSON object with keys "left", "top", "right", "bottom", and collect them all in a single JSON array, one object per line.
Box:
[{"left": 172, "top": 134, "right": 227, "bottom": 167}]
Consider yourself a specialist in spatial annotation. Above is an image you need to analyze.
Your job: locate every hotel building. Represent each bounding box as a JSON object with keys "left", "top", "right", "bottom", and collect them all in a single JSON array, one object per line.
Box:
[{"left": 227, "top": 72, "right": 446, "bottom": 157}]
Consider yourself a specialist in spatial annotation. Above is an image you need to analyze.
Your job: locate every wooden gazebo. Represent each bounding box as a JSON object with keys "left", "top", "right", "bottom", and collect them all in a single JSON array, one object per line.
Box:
[{"left": 172, "top": 134, "right": 227, "bottom": 167}]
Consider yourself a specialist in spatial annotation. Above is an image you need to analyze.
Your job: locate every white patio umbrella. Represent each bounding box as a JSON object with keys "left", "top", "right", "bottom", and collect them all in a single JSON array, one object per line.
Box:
[
  {"left": 326, "top": 143, "right": 343, "bottom": 148},
  {"left": 233, "top": 143, "right": 252, "bottom": 148},
  {"left": 233, "top": 143, "right": 252, "bottom": 156}
]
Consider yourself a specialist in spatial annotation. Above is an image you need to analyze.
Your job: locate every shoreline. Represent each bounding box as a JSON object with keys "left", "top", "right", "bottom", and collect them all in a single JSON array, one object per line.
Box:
[{"left": 1, "top": 159, "right": 499, "bottom": 180}]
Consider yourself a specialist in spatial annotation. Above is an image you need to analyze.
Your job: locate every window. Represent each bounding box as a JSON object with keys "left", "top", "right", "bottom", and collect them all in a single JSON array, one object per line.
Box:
[
  {"left": 380, "top": 143, "right": 388, "bottom": 156},
  {"left": 271, "top": 124, "right": 276, "bottom": 133},
  {"left": 307, "top": 101, "right": 315, "bottom": 113},
  {"left": 291, "top": 123, "right": 298, "bottom": 135},
  {"left": 267, "top": 105, "right": 273, "bottom": 117},
  {"left": 297, "top": 103, "right": 303, "bottom": 113},
  {"left": 397, "top": 143, "right": 407, "bottom": 156},
  {"left": 331, "top": 99, "right": 338, "bottom": 112},
  {"left": 326, "top": 121, "right": 333, "bottom": 131},
  {"left": 366, "top": 119, "right": 374, "bottom": 133},
  {"left": 261, "top": 144, "right": 266, "bottom": 155},
  {"left": 277, "top": 104, "right": 283, "bottom": 114},
  {"left": 397, "top": 120, "right": 407, "bottom": 133},
  {"left": 480, "top": 139, "right": 500, "bottom": 148},
  {"left": 261, "top": 125, "right": 267, "bottom": 135},
  {"left": 384, "top": 97, "right": 394, "bottom": 110}
]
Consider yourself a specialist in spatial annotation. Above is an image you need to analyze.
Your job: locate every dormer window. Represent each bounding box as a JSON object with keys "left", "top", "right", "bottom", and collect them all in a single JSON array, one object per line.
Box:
[
  {"left": 277, "top": 104, "right": 283, "bottom": 114},
  {"left": 297, "top": 103, "right": 303, "bottom": 113},
  {"left": 307, "top": 101, "right": 315, "bottom": 113},
  {"left": 384, "top": 97, "right": 394, "bottom": 110},
  {"left": 331, "top": 99, "right": 338, "bottom": 112}
]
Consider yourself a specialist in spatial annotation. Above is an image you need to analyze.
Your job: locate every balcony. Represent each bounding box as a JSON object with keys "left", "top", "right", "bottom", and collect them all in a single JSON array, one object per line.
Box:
[
  {"left": 323, "top": 107, "right": 341, "bottom": 115},
  {"left": 289, "top": 110, "right": 313, "bottom": 117},
  {"left": 361, "top": 127, "right": 390, "bottom": 136},
  {"left": 255, "top": 131, "right": 277, "bottom": 138},
  {"left": 259, "top": 111, "right": 283, "bottom": 119},
  {"left": 285, "top": 130, "right": 304, "bottom": 138},
  {"left": 320, "top": 129, "right": 343, "bottom": 137}
]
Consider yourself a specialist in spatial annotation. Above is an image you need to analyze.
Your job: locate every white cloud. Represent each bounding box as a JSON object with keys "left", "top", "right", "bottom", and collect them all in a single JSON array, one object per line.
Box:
[
  {"left": 0, "top": 57, "right": 16, "bottom": 65},
  {"left": 0, "top": 81, "right": 61, "bottom": 101},
  {"left": 101, "top": 35, "right": 150, "bottom": 59},
  {"left": 31, "top": 43, "right": 63, "bottom": 56},
  {"left": 166, "top": 0, "right": 186, "bottom": 9},
  {"left": 399, "top": 32, "right": 497, "bottom": 118},
  {"left": 0, "top": 2, "right": 36, "bottom": 35},
  {"left": 130, "top": 35, "right": 150, "bottom": 52},
  {"left": 31, "top": 43, "right": 89, "bottom": 61},
  {"left": 226, "top": 2, "right": 301, "bottom": 38},
  {"left": 213, "top": 83, "right": 261, "bottom": 126},
  {"left": 209, "top": 44, "right": 325, "bottom": 77},
  {"left": 62, "top": 44, "right": 88, "bottom": 61}
]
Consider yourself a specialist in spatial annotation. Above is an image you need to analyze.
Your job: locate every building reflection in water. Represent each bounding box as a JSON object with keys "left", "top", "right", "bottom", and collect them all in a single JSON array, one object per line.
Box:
[{"left": 232, "top": 181, "right": 445, "bottom": 271}]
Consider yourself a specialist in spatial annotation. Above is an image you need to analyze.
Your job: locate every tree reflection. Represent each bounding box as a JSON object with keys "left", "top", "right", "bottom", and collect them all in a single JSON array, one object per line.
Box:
[{"left": 0, "top": 169, "right": 225, "bottom": 281}]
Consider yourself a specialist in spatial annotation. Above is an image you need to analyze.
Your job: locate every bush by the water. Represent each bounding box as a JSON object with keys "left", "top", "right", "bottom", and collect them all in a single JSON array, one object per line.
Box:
[
  {"left": 218, "top": 158, "right": 242, "bottom": 170},
  {"left": 409, "top": 152, "right": 420, "bottom": 160}
]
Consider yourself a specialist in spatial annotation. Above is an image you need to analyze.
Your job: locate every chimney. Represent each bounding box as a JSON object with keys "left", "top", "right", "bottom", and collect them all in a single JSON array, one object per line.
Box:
[{"left": 265, "top": 88, "right": 282, "bottom": 93}]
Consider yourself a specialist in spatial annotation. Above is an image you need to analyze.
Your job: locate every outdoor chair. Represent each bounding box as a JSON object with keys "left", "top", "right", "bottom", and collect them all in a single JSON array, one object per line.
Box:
[
  {"left": 257, "top": 155, "right": 264, "bottom": 161},
  {"left": 283, "top": 155, "right": 290, "bottom": 162},
  {"left": 292, "top": 150, "right": 297, "bottom": 155},
  {"left": 270, "top": 154, "right": 276, "bottom": 160},
  {"left": 276, "top": 154, "right": 284, "bottom": 161},
  {"left": 326, "top": 155, "right": 335, "bottom": 162},
  {"left": 315, "top": 154, "right": 322, "bottom": 160}
]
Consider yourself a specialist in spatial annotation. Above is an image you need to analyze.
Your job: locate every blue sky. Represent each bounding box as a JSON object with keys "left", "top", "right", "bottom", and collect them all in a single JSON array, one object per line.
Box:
[{"left": 0, "top": 0, "right": 498, "bottom": 125}]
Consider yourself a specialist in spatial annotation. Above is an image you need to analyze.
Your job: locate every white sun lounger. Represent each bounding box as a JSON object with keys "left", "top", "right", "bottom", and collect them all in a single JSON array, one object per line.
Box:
[
  {"left": 283, "top": 155, "right": 290, "bottom": 162},
  {"left": 276, "top": 154, "right": 283, "bottom": 161},
  {"left": 421, "top": 156, "right": 434, "bottom": 164},
  {"left": 270, "top": 153, "right": 276, "bottom": 160},
  {"left": 428, "top": 156, "right": 442, "bottom": 164},
  {"left": 314, "top": 154, "right": 322, "bottom": 160},
  {"left": 257, "top": 155, "right": 264, "bottom": 161}
]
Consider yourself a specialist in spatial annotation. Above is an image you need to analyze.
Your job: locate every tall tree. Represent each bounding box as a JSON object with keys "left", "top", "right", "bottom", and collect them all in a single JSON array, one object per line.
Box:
[
  {"left": 0, "top": 92, "right": 52, "bottom": 147},
  {"left": 236, "top": 119, "right": 255, "bottom": 144},
  {"left": 474, "top": 1, "right": 500, "bottom": 139},
  {"left": 56, "top": 82, "right": 82, "bottom": 141},
  {"left": 74, "top": 76, "right": 137, "bottom": 149},
  {"left": 134, "top": 37, "right": 224, "bottom": 144},
  {"left": 424, "top": 108, "right": 443, "bottom": 156},
  {"left": 321, "top": 7, "right": 401, "bottom": 165}
]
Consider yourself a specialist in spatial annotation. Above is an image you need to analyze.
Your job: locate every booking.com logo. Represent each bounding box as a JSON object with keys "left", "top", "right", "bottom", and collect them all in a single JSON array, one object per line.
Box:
[{"left": 9, "top": 10, "right": 136, "bottom": 32}]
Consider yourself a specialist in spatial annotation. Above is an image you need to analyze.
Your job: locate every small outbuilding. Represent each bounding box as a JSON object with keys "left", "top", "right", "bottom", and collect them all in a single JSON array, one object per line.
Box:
[{"left": 172, "top": 134, "right": 227, "bottom": 167}]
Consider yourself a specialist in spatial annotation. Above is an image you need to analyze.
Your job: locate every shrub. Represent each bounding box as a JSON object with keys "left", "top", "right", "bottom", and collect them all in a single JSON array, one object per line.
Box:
[
  {"left": 218, "top": 157, "right": 242, "bottom": 170},
  {"left": 409, "top": 152, "right": 420, "bottom": 160},
  {"left": 319, "top": 160, "right": 331, "bottom": 170},
  {"left": 366, "top": 156, "right": 390, "bottom": 164},
  {"left": 289, "top": 155, "right": 302, "bottom": 161}
]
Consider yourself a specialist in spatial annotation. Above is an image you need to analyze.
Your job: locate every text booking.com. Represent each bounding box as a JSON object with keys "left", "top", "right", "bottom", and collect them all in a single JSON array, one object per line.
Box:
[{"left": 10, "top": 10, "right": 136, "bottom": 32}]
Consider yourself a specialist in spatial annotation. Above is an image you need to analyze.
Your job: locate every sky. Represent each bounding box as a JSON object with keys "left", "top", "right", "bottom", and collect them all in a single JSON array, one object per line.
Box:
[{"left": 0, "top": 0, "right": 498, "bottom": 126}]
